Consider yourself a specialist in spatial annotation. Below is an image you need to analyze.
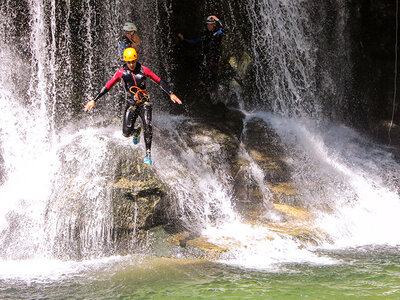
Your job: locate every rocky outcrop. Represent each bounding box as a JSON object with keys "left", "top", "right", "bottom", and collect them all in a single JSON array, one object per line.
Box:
[
  {"left": 107, "top": 106, "right": 323, "bottom": 257},
  {"left": 111, "top": 160, "right": 169, "bottom": 252},
  {"left": 46, "top": 0, "right": 400, "bottom": 258}
]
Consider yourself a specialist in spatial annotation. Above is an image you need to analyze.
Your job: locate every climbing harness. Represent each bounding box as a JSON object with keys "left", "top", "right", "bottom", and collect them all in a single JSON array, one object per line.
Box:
[{"left": 129, "top": 86, "right": 149, "bottom": 103}]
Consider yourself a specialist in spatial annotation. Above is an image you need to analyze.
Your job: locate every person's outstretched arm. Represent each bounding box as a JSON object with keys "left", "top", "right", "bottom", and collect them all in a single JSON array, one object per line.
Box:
[
  {"left": 84, "top": 68, "right": 124, "bottom": 111},
  {"left": 177, "top": 33, "right": 202, "bottom": 45}
]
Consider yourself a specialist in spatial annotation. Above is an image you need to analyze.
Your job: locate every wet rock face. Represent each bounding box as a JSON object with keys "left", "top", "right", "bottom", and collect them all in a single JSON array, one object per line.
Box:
[
  {"left": 106, "top": 109, "right": 295, "bottom": 246},
  {"left": 177, "top": 119, "right": 240, "bottom": 166},
  {"left": 110, "top": 146, "right": 171, "bottom": 252},
  {"left": 107, "top": 116, "right": 244, "bottom": 253},
  {"left": 231, "top": 117, "right": 296, "bottom": 218},
  {"left": 349, "top": 0, "right": 399, "bottom": 128}
]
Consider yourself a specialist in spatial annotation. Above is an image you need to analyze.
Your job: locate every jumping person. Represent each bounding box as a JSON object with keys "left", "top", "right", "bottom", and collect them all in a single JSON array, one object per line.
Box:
[
  {"left": 119, "top": 22, "right": 141, "bottom": 56},
  {"left": 84, "top": 47, "right": 182, "bottom": 165}
]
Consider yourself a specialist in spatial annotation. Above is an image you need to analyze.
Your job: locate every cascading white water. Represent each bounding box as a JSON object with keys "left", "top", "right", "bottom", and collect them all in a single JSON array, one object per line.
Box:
[
  {"left": 153, "top": 115, "right": 238, "bottom": 230},
  {"left": 245, "top": 0, "right": 320, "bottom": 116},
  {"left": 0, "top": 0, "right": 187, "bottom": 263},
  {"left": 152, "top": 114, "right": 339, "bottom": 268},
  {"left": 231, "top": 0, "right": 400, "bottom": 258},
  {"left": 263, "top": 113, "right": 400, "bottom": 246},
  {"left": 0, "top": 0, "right": 120, "bottom": 260},
  {"left": 0, "top": 0, "right": 57, "bottom": 259},
  {"left": 245, "top": 0, "right": 351, "bottom": 118}
]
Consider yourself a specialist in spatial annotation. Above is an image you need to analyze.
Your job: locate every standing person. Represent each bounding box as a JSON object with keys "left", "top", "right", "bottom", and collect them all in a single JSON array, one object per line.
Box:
[
  {"left": 119, "top": 22, "right": 141, "bottom": 56},
  {"left": 178, "top": 15, "right": 223, "bottom": 83},
  {"left": 84, "top": 47, "right": 182, "bottom": 165}
]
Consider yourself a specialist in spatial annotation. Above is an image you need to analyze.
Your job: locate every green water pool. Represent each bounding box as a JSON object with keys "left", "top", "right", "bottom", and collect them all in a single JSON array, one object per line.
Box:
[{"left": 1, "top": 246, "right": 399, "bottom": 299}]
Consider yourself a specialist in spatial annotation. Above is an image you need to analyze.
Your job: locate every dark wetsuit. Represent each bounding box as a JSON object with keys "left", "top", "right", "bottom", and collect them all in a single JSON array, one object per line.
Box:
[
  {"left": 183, "top": 20, "right": 223, "bottom": 66},
  {"left": 93, "top": 63, "right": 173, "bottom": 153},
  {"left": 182, "top": 21, "right": 223, "bottom": 85},
  {"left": 119, "top": 36, "right": 131, "bottom": 57}
]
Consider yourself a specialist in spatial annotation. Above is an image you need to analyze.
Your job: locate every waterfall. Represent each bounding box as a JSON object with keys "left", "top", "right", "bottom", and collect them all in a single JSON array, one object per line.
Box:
[
  {"left": 238, "top": 0, "right": 400, "bottom": 253},
  {"left": 0, "top": 0, "right": 119, "bottom": 260},
  {"left": 0, "top": 0, "right": 399, "bottom": 271},
  {"left": 153, "top": 115, "right": 239, "bottom": 231},
  {"left": 260, "top": 113, "right": 400, "bottom": 246},
  {"left": 0, "top": 0, "right": 56, "bottom": 259},
  {"left": 0, "top": 0, "right": 179, "bottom": 260},
  {"left": 245, "top": 0, "right": 351, "bottom": 119}
]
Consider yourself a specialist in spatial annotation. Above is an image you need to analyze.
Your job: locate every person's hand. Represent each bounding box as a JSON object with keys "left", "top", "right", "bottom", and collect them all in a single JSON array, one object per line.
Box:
[
  {"left": 178, "top": 33, "right": 184, "bottom": 40},
  {"left": 209, "top": 15, "right": 219, "bottom": 22},
  {"left": 170, "top": 94, "right": 182, "bottom": 104},
  {"left": 84, "top": 100, "right": 95, "bottom": 111}
]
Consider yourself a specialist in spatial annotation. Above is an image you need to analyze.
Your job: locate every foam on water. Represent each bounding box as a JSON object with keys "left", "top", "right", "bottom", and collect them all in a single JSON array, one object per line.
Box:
[
  {"left": 203, "top": 221, "right": 336, "bottom": 270},
  {"left": 0, "top": 255, "right": 132, "bottom": 281}
]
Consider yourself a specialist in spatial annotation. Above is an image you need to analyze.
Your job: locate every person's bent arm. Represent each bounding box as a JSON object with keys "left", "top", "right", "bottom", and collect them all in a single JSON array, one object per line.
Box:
[
  {"left": 131, "top": 34, "right": 140, "bottom": 47},
  {"left": 209, "top": 15, "right": 223, "bottom": 28}
]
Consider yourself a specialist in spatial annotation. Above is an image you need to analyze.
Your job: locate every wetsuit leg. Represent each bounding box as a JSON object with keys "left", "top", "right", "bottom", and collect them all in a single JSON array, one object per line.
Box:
[
  {"left": 139, "top": 102, "right": 153, "bottom": 152},
  {"left": 122, "top": 103, "right": 140, "bottom": 137}
]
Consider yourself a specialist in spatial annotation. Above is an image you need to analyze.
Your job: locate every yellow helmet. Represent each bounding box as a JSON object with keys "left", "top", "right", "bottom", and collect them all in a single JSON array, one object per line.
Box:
[{"left": 123, "top": 47, "right": 138, "bottom": 62}]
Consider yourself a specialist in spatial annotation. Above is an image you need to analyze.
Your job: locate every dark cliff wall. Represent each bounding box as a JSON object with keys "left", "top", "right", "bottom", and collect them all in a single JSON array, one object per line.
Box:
[{"left": 349, "top": 0, "right": 399, "bottom": 127}]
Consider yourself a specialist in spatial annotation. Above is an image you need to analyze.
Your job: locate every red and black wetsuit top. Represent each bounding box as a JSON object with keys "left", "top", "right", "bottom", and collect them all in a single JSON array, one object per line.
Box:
[{"left": 93, "top": 63, "right": 173, "bottom": 103}]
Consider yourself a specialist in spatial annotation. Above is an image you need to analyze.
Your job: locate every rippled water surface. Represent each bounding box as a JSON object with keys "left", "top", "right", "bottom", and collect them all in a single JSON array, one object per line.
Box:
[{"left": 1, "top": 246, "right": 399, "bottom": 299}]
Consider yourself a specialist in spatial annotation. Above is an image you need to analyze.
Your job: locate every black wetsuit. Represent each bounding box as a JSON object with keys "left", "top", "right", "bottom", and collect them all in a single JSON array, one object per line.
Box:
[
  {"left": 93, "top": 62, "right": 173, "bottom": 154},
  {"left": 182, "top": 21, "right": 224, "bottom": 85}
]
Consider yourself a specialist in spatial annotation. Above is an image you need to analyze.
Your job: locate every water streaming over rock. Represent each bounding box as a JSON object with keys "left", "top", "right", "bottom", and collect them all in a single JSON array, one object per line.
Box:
[
  {"left": 240, "top": 0, "right": 400, "bottom": 250},
  {"left": 245, "top": 0, "right": 352, "bottom": 118},
  {"left": 0, "top": 0, "right": 171, "bottom": 259}
]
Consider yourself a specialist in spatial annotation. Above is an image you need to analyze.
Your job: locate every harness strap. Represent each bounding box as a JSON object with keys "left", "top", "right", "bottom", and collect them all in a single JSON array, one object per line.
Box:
[{"left": 129, "top": 86, "right": 149, "bottom": 103}]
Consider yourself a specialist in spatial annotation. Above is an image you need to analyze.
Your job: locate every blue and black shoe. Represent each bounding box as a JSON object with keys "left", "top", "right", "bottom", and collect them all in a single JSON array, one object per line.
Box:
[
  {"left": 132, "top": 127, "right": 142, "bottom": 145},
  {"left": 144, "top": 152, "right": 152, "bottom": 165}
]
